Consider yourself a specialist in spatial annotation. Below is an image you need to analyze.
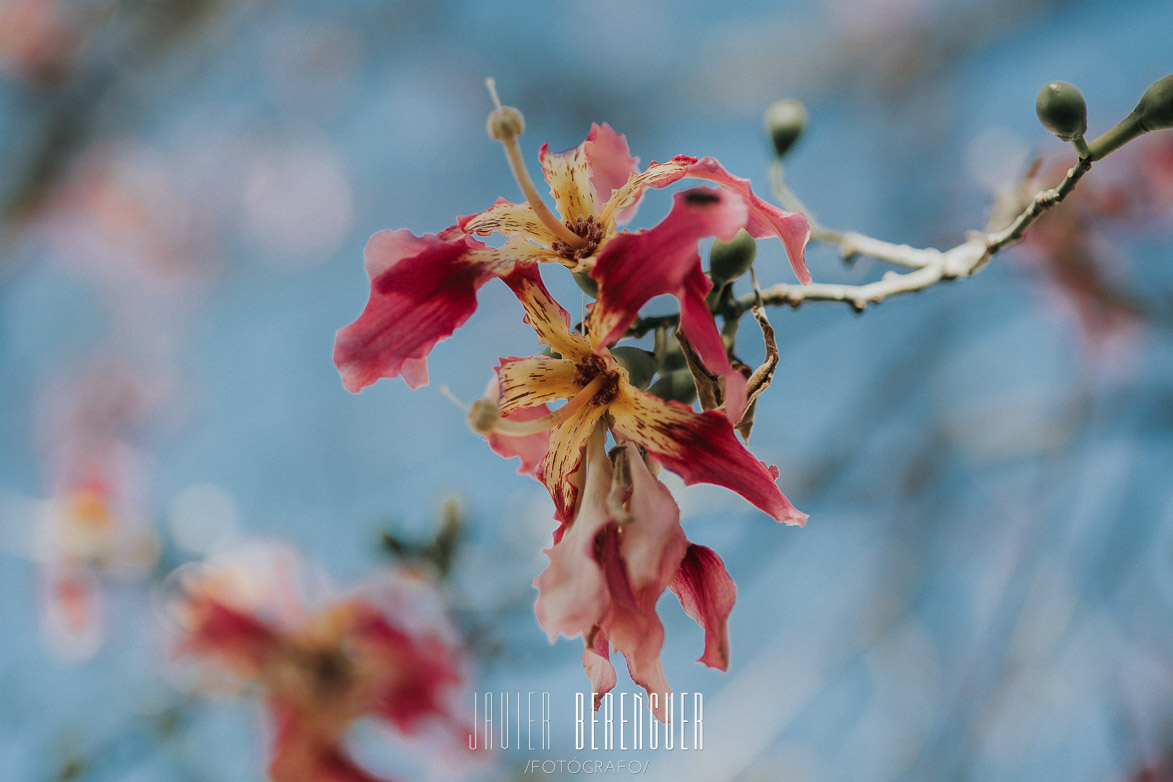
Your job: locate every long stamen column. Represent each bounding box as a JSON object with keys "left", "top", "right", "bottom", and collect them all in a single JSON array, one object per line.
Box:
[
  {"left": 469, "top": 374, "right": 608, "bottom": 437},
  {"left": 484, "top": 78, "right": 587, "bottom": 251}
]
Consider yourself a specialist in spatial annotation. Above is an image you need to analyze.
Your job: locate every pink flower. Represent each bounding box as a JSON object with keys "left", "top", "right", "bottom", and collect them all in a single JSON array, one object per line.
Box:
[
  {"left": 169, "top": 545, "right": 467, "bottom": 782},
  {"left": 334, "top": 121, "right": 809, "bottom": 398},
  {"left": 534, "top": 433, "right": 737, "bottom": 721},
  {"left": 474, "top": 265, "right": 806, "bottom": 526}
]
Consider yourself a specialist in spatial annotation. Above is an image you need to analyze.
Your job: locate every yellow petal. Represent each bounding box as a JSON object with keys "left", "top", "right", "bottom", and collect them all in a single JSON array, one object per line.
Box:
[
  {"left": 541, "top": 404, "right": 609, "bottom": 522},
  {"left": 496, "top": 356, "right": 580, "bottom": 416},
  {"left": 540, "top": 142, "right": 596, "bottom": 224},
  {"left": 506, "top": 270, "right": 593, "bottom": 361},
  {"left": 461, "top": 198, "right": 558, "bottom": 246}
]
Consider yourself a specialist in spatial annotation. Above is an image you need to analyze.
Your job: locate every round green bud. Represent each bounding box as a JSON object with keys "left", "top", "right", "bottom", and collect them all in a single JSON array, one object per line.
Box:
[
  {"left": 1035, "top": 81, "right": 1087, "bottom": 141},
  {"left": 648, "top": 369, "right": 698, "bottom": 405},
  {"left": 709, "top": 229, "right": 757, "bottom": 285},
  {"left": 572, "top": 269, "right": 599, "bottom": 298},
  {"left": 763, "top": 98, "right": 808, "bottom": 158},
  {"left": 1135, "top": 73, "right": 1173, "bottom": 132},
  {"left": 611, "top": 347, "right": 656, "bottom": 390}
]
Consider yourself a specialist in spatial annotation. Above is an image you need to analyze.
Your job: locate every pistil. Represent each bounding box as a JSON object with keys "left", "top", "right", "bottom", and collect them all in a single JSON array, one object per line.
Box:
[{"left": 485, "top": 78, "right": 587, "bottom": 251}]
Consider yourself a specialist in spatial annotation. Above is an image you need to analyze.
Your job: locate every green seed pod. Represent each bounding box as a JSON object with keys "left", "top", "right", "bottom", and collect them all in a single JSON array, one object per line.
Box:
[
  {"left": 1035, "top": 81, "right": 1087, "bottom": 141},
  {"left": 709, "top": 229, "right": 757, "bottom": 285},
  {"left": 611, "top": 347, "right": 656, "bottom": 390},
  {"left": 1135, "top": 73, "right": 1173, "bottom": 132},
  {"left": 572, "top": 269, "right": 599, "bottom": 298},
  {"left": 763, "top": 98, "right": 808, "bottom": 158},
  {"left": 648, "top": 368, "right": 698, "bottom": 405}
]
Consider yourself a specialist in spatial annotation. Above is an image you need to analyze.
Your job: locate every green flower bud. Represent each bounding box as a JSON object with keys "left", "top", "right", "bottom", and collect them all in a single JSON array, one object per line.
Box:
[
  {"left": 1035, "top": 81, "right": 1087, "bottom": 141},
  {"left": 1135, "top": 73, "right": 1173, "bottom": 132},
  {"left": 572, "top": 269, "right": 599, "bottom": 298},
  {"left": 611, "top": 347, "right": 656, "bottom": 390},
  {"left": 763, "top": 99, "right": 808, "bottom": 158},
  {"left": 709, "top": 229, "right": 757, "bottom": 285},
  {"left": 648, "top": 369, "right": 698, "bottom": 405}
]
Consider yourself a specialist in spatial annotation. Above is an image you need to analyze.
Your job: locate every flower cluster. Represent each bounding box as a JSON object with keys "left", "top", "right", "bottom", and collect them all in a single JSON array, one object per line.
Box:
[
  {"left": 335, "top": 86, "right": 811, "bottom": 718},
  {"left": 168, "top": 544, "right": 467, "bottom": 782}
]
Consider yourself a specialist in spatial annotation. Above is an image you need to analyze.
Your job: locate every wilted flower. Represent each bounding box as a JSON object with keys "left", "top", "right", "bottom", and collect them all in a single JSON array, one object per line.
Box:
[{"left": 535, "top": 432, "right": 737, "bottom": 721}]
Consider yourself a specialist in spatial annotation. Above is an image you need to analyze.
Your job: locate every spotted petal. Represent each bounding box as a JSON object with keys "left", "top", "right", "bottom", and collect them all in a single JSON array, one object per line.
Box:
[
  {"left": 502, "top": 265, "right": 592, "bottom": 361},
  {"left": 459, "top": 198, "right": 559, "bottom": 248},
  {"left": 539, "top": 404, "right": 609, "bottom": 523},
  {"left": 496, "top": 355, "right": 580, "bottom": 416},
  {"left": 609, "top": 387, "right": 806, "bottom": 525},
  {"left": 540, "top": 141, "right": 597, "bottom": 224}
]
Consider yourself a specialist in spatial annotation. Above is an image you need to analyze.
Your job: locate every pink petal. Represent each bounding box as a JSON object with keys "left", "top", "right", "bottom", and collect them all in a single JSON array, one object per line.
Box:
[
  {"left": 685, "top": 157, "right": 812, "bottom": 285},
  {"left": 582, "top": 123, "right": 640, "bottom": 210},
  {"left": 619, "top": 442, "right": 688, "bottom": 594},
  {"left": 669, "top": 544, "right": 737, "bottom": 671},
  {"left": 597, "top": 524, "right": 672, "bottom": 723},
  {"left": 610, "top": 388, "right": 807, "bottom": 525},
  {"left": 485, "top": 403, "right": 551, "bottom": 478},
  {"left": 582, "top": 632, "right": 618, "bottom": 710},
  {"left": 334, "top": 229, "right": 496, "bottom": 392},
  {"left": 590, "top": 188, "right": 750, "bottom": 419},
  {"left": 534, "top": 431, "right": 612, "bottom": 640}
]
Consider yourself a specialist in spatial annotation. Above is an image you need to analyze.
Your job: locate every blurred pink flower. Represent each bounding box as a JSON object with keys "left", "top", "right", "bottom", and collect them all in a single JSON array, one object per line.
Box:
[{"left": 169, "top": 545, "right": 468, "bottom": 782}]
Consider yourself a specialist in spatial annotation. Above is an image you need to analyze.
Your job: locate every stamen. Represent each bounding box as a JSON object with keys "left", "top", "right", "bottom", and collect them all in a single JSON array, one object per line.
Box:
[
  {"left": 475, "top": 374, "right": 609, "bottom": 437},
  {"left": 482, "top": 79, "right": 587, "bottom": 251}
]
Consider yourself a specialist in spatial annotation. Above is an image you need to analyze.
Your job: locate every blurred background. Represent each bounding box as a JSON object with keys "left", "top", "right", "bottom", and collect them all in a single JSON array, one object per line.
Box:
[{"left": 2, "top": 0, "right": 1173, "bottom": 780}]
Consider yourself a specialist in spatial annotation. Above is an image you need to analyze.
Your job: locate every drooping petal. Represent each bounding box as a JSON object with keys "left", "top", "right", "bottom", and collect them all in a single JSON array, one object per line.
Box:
[
  {"left": 597, "top": 523, "right": 672, "bottom": 723},
  {"left": 535, "top": 430, "right": 612, "bottom": 641},
  {"left": 669, "top": 544, "right": 737, "bottom": 671},
  {"left": 609, "top": 387, "right": 807, "bottom": 525},
  {"left": 582, "top": 632, "right": 617, "bottom": 709},
  {"left": 685, "top": 157, "right": 812, "bottom": 285},
  {"left": 334, "top": 229, "right": 534, "bottom": 392},
  {"left": 539, "top": 403, "right": 609, "bottom": 523},
  {"left": 458, "top": 197, "right": 558, "bottom": 247},
  {"left": 677, "top": 266, "right": 748, "bottom": 421},
  {"left": 540, "top": 141, "right": 597, "bottom": 224},
  {"left": 619, "top": 442, "right": 688, "bottom": 594},
  {"left": 502, "top": 264, "right": 593, "bottom": 361},
  {"left": 496, "top": 355, "right": 580, "bottom": 416},
  {"left": 582, "top": 123, "right": 640, "bottom": 212},
  {"left": 589, "top": 187, "right": 750, "bottom": 419}
]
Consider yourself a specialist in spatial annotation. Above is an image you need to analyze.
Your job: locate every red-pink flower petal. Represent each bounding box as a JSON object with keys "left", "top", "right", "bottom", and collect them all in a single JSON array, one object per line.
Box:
[
  {"left": 609, "top": 388, "right": 807, "bottom": 525},
  {"left": 619, "top": 442, "right": 688, "bottom": 594},
  {"left": 590, "top": 188, "right": 750, "bottom": 418},
  {"left": 335, "top": 230, "right": 539, "bottom": 392},
  {"left": 535, "top": 430, "right": 612, "bottom": 639},
  {"left": 582, "top": 123, "right": 640, "bottom": 212},
  {"left": 669, "top": 544, "right": 737, "bottom": 671},
  {"left": 485, "top": 403, "right": 551, "bottom": 478},
  {"left": 685, "top": 157, "right": 812, "bottom": 285},
  {"left": 582, "top": 632, "right": 617, "bottom": 710},
  {"left": 597, "top": 523, "right": 672, "bottom": 723}
]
